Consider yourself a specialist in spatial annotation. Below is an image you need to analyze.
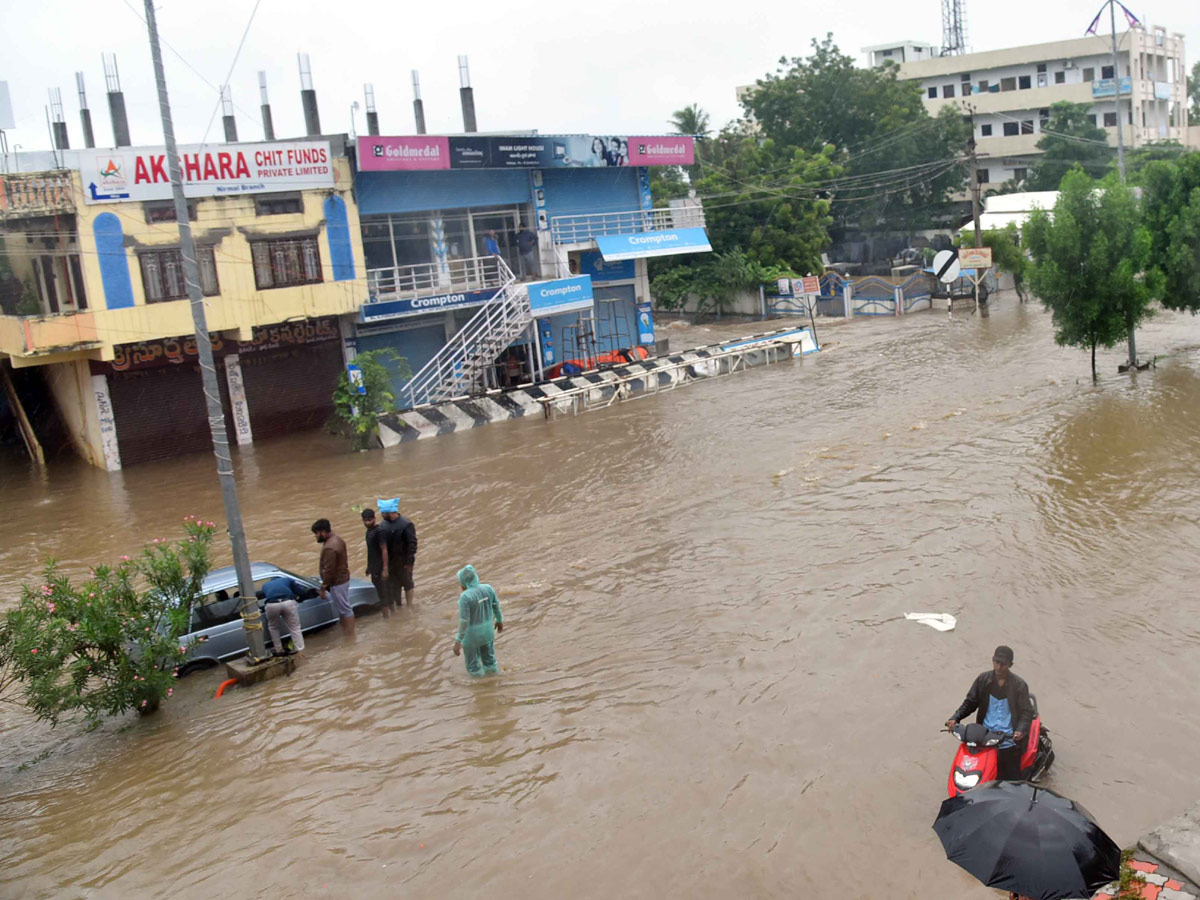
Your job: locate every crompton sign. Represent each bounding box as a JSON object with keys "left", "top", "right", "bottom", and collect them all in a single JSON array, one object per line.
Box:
[
  {"left": 527, "top": 276, "right": 595, "bottom": 317},
  {"left": 83, "top": 141, "right": 334, "bottom": 204},
  {"left": 360, "top": 287, "right": 501, "bottom": 323},
  {"left": 594, "top": 227, "right": 712, "bottom": 261}
]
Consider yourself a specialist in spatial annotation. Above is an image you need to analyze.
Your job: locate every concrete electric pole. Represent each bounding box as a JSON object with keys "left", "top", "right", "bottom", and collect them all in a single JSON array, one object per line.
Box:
[
  {"left": 1107, "top": 0, "right": 1137, "bottom": 369},
  {"left": 142, "top": 0, "right": 269, "bottom": 662}
]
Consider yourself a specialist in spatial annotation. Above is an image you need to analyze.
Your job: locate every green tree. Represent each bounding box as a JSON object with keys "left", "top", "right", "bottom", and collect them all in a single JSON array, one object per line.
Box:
[
  {"left": 1139, "top": 153, "right": 1200, "bottom": 313},
  {"left": 648, "top": 164, "right": 690, "bottom": 206},
  {"left": 957, "top": 223, "right": 1030, "bottom": 301},
  {"left": 1025, "top": 168, "right": 1162, "bottom": 380},
  {"left": 650, "top": 249, "right": 791, "bottom": 318},
  {"left": 1125, "top": 140, "right": 1187, "bottom": 180},
  {"left": 1025, "top": 102, "right": 1114, "bottom": 191},
  {"left": 651, "top": 102, "right": 713, "bottom": 196},
  {"left": 669, "top": 103, "right": 711, "bottom": 139},
  {"left": 331, "top": 348, "right": 410, "bottom": 450},
  {"left": 693, "top": 136, "right": 839, "bottom": 273},
  {"left": 743, "top": 36, "right": 968, "bottom": 232},
  {"left": 0, "top": 518, "right": 215, "bottom": 726}
]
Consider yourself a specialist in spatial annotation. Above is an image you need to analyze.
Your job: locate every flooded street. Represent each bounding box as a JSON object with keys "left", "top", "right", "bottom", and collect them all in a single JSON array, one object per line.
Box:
[{"left": 3, "top": 297, "right": 1200, "bottom": 899}]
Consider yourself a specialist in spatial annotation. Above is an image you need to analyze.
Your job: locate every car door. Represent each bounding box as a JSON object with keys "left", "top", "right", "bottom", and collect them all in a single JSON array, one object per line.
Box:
[
  {"left": 186, "top": 582, "right": 251, "bottom": 662},
  {"left": 272, "top": 571, "right": 334, "bottom": 631}
]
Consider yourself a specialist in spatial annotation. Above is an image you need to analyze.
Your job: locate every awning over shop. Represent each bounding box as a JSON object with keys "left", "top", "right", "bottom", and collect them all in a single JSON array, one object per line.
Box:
[{"left": 595, "top": 227, "right": 712, "bottom": 261}]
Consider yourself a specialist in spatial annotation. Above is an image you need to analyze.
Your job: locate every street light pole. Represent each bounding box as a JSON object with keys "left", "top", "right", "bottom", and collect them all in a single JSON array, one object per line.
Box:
[
  {"left": 142, "top": 0, "right": 269, "bottom": 662},
  {"left": 1108, "top": 0, "right": 1137, "bottom": 367}
]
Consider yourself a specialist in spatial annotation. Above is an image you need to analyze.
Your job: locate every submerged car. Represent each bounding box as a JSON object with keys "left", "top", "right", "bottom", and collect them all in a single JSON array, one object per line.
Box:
[{"left": 178, "top": 562, "right": 379, "bottom": 674}]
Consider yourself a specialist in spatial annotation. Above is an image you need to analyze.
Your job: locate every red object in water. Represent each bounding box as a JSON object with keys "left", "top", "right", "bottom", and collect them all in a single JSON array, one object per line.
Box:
[
  {"left": 214, "top": 678, "right": 237, "bottom": 698},
  {"left": 946, "top": 710, "right": 1054, "bottom": 797}
]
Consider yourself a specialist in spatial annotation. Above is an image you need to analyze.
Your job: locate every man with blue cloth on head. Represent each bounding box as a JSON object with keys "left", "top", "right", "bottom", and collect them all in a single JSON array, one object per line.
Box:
[
  {"left": 377, "top": 497, "right": 418, "bottom": 607},
  {"left": 452, "top": 565, "right": 503, "bottom": 676}
]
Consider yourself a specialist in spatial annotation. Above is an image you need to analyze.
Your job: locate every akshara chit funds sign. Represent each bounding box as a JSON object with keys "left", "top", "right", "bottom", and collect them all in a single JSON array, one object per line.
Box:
[{"left": 83, "top": 141, "right": 335, "bottom": 204}]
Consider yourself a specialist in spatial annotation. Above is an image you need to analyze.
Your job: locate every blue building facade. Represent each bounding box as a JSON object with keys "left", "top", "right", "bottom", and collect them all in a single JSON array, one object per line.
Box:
[{"left": 350, "top": 133, "right": 710, "bottom": 405}]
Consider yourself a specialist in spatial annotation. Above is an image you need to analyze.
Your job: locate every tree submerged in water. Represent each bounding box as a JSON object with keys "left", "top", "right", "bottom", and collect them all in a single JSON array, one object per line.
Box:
[
  {"left": 330, "top": 348, "right": 411, "bottom": 450},
  {"left": 1025, "top": 168, "right": 1162, "bottom": 381},
  {"left": 0, "top": 518, "right": 216, "bottom": 727}
]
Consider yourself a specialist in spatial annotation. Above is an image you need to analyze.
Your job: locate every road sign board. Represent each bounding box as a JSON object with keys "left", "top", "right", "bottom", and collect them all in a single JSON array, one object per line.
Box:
[
  {"left": 958, "top": 247, "right": 993, "bottom": 268},
  {"left": 933, "top": 250, "right": 961, "bottom": 284},
  {"left": 800, "top": 275, "right": 821, "bottom": 295}
]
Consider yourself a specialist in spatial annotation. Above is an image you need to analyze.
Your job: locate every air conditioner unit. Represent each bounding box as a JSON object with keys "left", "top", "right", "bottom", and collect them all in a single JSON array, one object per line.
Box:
[{"left": 1063, "top": 60, "right": 1076, "bottom": 69}]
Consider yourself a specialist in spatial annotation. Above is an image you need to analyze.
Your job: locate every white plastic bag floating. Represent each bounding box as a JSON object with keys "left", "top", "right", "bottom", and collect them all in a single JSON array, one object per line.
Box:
[{"left": 904, "top": 612, "right": 956, "bottom": 632}]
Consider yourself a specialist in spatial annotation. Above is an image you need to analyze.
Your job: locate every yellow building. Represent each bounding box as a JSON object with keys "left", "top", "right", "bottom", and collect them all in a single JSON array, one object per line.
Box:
[{"left": 0, "top": 138, "right": 365, "bottom": 469}]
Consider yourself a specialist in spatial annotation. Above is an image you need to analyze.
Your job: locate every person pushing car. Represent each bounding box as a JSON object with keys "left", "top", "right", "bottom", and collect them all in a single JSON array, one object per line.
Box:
[{"left": 944, "top": 645, "right": 1034, "bottom": 781}]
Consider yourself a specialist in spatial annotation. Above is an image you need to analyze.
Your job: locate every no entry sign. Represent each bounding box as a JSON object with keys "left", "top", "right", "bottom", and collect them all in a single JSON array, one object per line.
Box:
[{"left": 933, "top": 250, "right": 961, "bottom": 284}]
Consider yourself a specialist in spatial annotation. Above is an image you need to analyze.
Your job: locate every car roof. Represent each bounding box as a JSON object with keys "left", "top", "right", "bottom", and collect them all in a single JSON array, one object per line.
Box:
[{"left": 200, "top": 563, "right": 311, "bottom": 592}]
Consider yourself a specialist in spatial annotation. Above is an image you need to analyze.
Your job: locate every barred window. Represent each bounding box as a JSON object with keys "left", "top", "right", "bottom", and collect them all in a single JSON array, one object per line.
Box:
[
  {"left": 250, "top": 236, "right": 323, "bottom": 290},
  {"left": 140, "top": 247, "right": 219, "bottom": 303}
]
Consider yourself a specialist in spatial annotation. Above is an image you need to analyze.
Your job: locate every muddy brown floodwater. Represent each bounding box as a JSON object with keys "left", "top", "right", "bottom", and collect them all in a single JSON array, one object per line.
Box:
[{"left": 3, "top": 297, "right": 1200, "bottom": 899}]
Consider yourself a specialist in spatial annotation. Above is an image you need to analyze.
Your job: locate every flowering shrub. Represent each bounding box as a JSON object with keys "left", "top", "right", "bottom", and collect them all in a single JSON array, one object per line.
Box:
[{"left": 0, "top": 518, "right": 216, "bottom": 727}]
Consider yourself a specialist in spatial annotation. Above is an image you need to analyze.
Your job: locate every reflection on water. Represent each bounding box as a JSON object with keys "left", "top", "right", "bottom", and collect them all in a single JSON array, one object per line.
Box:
[{"left": 3, "top": 303, "right": 1200, "bottom": 898}]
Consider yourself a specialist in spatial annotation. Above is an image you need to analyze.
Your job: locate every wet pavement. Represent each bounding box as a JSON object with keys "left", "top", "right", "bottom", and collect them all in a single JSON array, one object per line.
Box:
[{"left": 3, "top": 296, "right": 1200, "bottom": 898}]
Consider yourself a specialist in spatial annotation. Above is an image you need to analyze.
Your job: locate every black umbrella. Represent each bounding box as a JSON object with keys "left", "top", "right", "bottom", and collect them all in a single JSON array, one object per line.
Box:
[{"left": 933, "top": 781, "right": 1121, "bottom": 900}]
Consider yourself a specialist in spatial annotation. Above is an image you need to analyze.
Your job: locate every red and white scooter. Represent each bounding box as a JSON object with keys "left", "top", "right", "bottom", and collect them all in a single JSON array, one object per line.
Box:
[{"left": 947, "top": 695, "right": 1055, "bottom": 797}]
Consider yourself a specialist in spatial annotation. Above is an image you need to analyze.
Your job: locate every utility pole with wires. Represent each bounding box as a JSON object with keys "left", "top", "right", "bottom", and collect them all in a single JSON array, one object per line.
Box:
[
  {"left": 965, "top": 107, "right": 983, "bottom": 250},
  {"left": 1088, "top": 0, "right": 1139, "bottom": 366},
  {"left": 141, "top": 0, "right": 269, "bottom": 664},
  {"left": 963, "top": 104, "right": 986, "bottom": 312}
]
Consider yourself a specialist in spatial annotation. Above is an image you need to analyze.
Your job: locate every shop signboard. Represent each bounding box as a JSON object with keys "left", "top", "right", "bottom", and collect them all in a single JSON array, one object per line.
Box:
[
  {"left": 360, "top": 288, "right": 500, "bottom": 323},
  {"left": 594, "top": 227, "right": 712, "bottom": 261},
  {"left": 103, "top": 318, "right": 340, "bottom": 372},
  {"left": 358, "top": 134, "right": 694, "bottom": 172},
  {"left": 957, "top": 247, "right": 993, "bottom": 269},
  {"left": 577, "top": 251, "right": 636, "bottom": 282},
  {"left": 1091, "top": 76, "right": 1132, "bottom": 98},
  {"left": 527, "top": 276, "right": 594, "bottom": 317},
  {"left": 83, "top": 141, "right": 334, "bottom": 204}
]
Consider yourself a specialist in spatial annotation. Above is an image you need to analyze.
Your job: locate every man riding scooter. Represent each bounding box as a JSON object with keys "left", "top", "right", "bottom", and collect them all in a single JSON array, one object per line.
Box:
[{"left": 945, "top": 645, "right": 1033, "bottom": 781}]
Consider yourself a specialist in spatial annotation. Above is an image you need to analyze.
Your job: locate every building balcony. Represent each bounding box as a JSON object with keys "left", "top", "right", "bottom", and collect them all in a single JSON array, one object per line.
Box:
[
  {"left": 366, "top": 255, "right": 510, "bottom": 303},
  {"left": 0, "top": 172, "right": 76, "bottom": 220},
  {"left": 976, "top": 132, "right": 1044, "bottom": 157},
  {"left": 925, "top": 81, "right": 1096, "bottom": 116},
  {"left": 550, "top": 205, "right": 706, "bottom": 246}
]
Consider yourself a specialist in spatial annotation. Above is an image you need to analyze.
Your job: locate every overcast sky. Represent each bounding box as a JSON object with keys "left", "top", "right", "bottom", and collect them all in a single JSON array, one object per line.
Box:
[{"left": 3, "top": 0, "right": 1197, "bottom": 151}]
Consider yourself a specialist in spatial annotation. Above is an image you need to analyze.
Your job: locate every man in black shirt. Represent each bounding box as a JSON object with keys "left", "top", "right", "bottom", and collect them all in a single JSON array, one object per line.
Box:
[
  {"left": 378, "top": 497, "right": 417, "bottom": 606},
  {"left": 361, "top": 509, "right": 389, "bottom": 610},
  {"left": 945, "top": 645, "right": 1033, "bottom": 780}
]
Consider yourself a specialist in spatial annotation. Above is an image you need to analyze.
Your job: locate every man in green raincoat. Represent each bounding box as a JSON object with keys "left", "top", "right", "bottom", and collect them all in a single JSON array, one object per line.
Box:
[{"left": 452, "top": 565, "right": 504, "bottom": 676}]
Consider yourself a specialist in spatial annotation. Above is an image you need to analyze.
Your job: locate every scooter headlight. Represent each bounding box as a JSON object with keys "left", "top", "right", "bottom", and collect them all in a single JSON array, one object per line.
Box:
[{"left": 954, "top": 770, "right": 982, "bottom": 791}]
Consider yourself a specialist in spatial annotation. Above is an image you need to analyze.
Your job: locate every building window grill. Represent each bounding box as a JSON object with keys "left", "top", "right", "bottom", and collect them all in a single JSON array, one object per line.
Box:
[
  {"left": 250, "top": 236, "right": 323, "bottom": 290},
  {"left": 139, "top": 247, "right": 219, "bottom": 302}
]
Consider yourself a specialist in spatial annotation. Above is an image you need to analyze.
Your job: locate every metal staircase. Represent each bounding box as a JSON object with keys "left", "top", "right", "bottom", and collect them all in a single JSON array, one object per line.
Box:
[{"left": 401, "top": 259, "right": 532, "bottom": 409}]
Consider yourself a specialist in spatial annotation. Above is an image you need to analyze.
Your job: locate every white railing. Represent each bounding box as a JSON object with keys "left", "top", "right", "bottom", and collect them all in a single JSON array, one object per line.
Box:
[
  {"left": 366, "top": 254, "right": 508, "bottom": 303},
  {"left": 550, "top": 204, "right": 706, "bottom": 245},
  {"left": 402, "top": 257, "right": 533, "bottom": 408}
]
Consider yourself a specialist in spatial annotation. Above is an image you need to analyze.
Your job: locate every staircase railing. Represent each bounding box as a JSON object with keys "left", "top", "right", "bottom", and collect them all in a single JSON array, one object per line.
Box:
[{"left": 401, "top": 257, "right": 531, "bottom": 408}]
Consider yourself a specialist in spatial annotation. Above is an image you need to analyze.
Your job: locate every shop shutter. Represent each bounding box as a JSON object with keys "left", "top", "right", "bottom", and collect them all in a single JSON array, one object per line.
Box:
[
  {"left": 240, "top": 340, "right": 343, "bottom": 440},
  {"left": 108, "top": 363, "right": 235, "bottom": 467},
  {"left": 356, "top": 324, "right": 447, "bottom": 396}
]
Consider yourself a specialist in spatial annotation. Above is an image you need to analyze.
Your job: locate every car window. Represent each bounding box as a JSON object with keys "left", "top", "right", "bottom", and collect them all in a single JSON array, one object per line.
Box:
[
  {"left": 189, "top": 587, "right": 243, "bottom": 632},
  {"left": 189, "top": 572, "right": 320, "bottom": 632}
]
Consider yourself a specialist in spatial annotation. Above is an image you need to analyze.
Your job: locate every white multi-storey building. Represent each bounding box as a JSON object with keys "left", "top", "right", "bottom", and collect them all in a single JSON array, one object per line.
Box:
[{"left": 876, "top": 24, "right": 1188, "bottom": 190}]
